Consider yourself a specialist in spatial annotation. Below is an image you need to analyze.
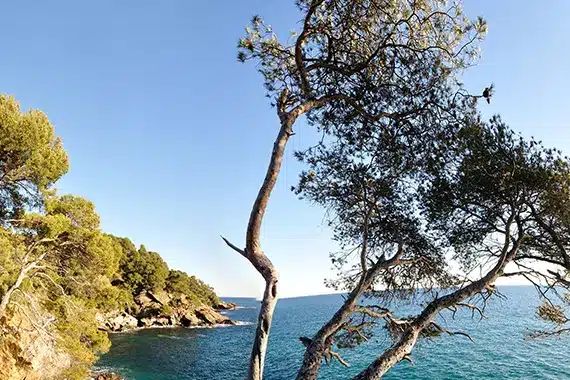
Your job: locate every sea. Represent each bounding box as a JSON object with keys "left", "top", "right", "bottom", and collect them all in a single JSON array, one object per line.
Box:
[{"left": 94, "top": 286, "right": 570, "bottom": 379}]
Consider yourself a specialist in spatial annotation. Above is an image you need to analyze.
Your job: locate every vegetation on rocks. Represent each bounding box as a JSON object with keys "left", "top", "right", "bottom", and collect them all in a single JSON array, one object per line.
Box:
[{"left": 0, "top": 94, "right": 227, "bottom": 379}]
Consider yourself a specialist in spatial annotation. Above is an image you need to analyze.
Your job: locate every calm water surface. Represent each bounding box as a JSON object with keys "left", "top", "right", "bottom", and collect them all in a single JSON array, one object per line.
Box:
[{"left": 95, "top": 286, "right": 570, "bottom": 379}]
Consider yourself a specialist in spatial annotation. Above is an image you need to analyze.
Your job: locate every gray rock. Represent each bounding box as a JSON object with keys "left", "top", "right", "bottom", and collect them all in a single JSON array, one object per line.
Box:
[
  {"left": 91, "top": 372, "right": 124, "bottom": 380},
  {"left": 180, "top": 312, "right": 201, "bottom": 327},
  {"left": 96, "top": 311, "right": 138, "bottom": 332},
  {"left": 139, "top": 316, "right": 172, "bottom": 327},
  {"left": 148, "top": 290, "right": 171, "bottom": 305},
  {"left": 217, "top": 301, "right": 238, "bottom": 310},
  {"left": 195, "top": 306, "right": 234, "bottom": 325},
  {"left": 134, "top": 290, "right": 157, "bottom": 308}
]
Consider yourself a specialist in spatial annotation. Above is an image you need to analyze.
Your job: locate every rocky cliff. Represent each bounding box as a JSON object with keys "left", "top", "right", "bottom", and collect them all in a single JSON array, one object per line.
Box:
[
  {"left": 96, "top": 290, "right": 237, "bottom": 332},
  {"left": 0, "top": 291, "right": 238, "bottom": 380},
  {"left": 0, "top": 313, "right": 71, "bottom": 380}
]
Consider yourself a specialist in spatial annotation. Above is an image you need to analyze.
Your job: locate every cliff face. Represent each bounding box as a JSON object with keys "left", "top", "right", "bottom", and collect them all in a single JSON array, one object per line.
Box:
[
  {"left": 96, "top": 290, "right": 236, "bottom": 332},
  {"left": 0, "top": 313, "right": 71, "bottom": 380},
  {"left": 0, "top": 290, "right": 237, "bottom": 380}
]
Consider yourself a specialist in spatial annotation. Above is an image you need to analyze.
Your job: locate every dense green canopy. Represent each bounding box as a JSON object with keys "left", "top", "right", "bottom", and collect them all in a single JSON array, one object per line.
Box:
[{"left": 0, "top": 95, "right": 69, "bottom": 219}]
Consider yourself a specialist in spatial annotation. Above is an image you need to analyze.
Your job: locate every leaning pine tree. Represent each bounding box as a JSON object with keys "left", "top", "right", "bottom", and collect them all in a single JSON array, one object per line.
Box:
[
  {"left": 294, "top": 114, "right": 570, "bottom": 379},
  {"left": 222, "top": 0, "right": 489, "bottom": 379}
]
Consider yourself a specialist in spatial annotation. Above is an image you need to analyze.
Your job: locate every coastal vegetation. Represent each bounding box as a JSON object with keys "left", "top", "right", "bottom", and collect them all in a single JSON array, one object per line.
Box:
[
  {"left": 2, "top": 1, "right": 570, "bottom": 379},
  {"left": 0, "top": 95, "right": 227, "bottom": 379},
  {"left": 231, "top": 0, "right": 570, "bottom": 379}
]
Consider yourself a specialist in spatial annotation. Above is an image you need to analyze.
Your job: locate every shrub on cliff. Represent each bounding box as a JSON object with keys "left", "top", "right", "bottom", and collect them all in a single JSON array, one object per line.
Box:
[{"left": 166, "top": 269, "right": 220, "bottom": 307}]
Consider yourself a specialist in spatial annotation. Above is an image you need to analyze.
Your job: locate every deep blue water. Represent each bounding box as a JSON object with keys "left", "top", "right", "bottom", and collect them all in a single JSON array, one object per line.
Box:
[{"left": 95, "top": 286, "right": 570, "bottom": 379}]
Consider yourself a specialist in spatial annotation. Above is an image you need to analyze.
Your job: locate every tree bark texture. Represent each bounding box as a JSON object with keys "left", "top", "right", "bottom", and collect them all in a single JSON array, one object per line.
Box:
[
  {"left": 244, "top": 117, "right": 293, "bottom": 380},
  {"left": 222, "top": 96, "right": 337, "bottom": 380},
  {"left": 0, "top": 262, "right": 33, "bottom": 319}
]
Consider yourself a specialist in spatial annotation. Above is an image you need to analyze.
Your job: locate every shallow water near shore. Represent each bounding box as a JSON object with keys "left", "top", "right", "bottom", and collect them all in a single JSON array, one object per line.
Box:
[{"left": 94, "top": 286, "right": 570, "bottom": 379}]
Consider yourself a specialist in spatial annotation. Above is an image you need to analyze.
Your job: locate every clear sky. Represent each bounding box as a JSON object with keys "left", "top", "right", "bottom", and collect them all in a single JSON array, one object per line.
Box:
[{"left": 1, "top": 1, "right": 569, "bottom": 298}]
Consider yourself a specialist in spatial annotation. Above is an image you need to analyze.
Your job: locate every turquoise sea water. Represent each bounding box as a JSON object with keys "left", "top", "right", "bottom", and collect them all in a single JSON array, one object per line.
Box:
[{"left": 95, "top": 286, "right": 570, "bottom": 379}]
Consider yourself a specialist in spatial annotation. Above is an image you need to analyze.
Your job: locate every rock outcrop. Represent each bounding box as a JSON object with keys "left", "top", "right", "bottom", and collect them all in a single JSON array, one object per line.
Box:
[
  {"left": 195, "top": 305, "right": 235, "bottom": 325},
  {"left": 0, "top": 313, "right": 71, "bottom": 380},
  {"left": 96, "top": 311, "right": 139, "bottom": 332},
  {"left": 139, "top": 315, "right": 173, "bottom": 327},
  {"left": 91, "top": 371, "right": 124, "bottom": 380},
  {"left": 180, "top": 311, "right": 202, "bottom": 327},
  {"left": 96, "top": 290, "right": 236, "bottom": 332},
  {"left": 217, "top": 301, "right": 238, "bottom": 310},
  {"left": 1, "top": 291, "right": 238, "bottom": 380}
]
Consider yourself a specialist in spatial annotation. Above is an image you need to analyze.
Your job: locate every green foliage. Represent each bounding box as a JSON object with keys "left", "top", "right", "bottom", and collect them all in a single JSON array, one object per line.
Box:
[
  {"left": 239, "top": 0, "right": 491, "bottom": 300},
  {"left": 165, "top": 269, "right": 220, "bottom": 307},
  {"left": 91, "top": 280, "right": 134, "bottom": 312},
  {"left": 164, "top": 269, "right": 191, "bottom": 294},
  {"left": 115, "top": 236, "right": 138, "bottom": 257},
  {"left": 0, "top": 94, "right": 223, "bottom": 379},
  {"left": 5, "top": 194, "right": 125, "bottom": 307},
  {"left": 0, "top": 95, "right": 69, "bottom": 220},
  {"left": 120, "top": 245, "right": 170, "bottom": 293},
  {"left": 160, "top": 303, "right": 173, "bottom": 315},
  {"left": 238, "top": 0, "right": 486, "bottom": 132},
  {"left": 537, "top": 302, "right": 568, "bottom": 325},
  {"left": 0, "top": 228, "right": 21, "bottom": 295},
  {"left": 47, "top": 297, "right": 110, "bottom": 379},
  {"left": 109, "top": 236, "right": 221, "bottom": 307},
  {"left": 45, "top": 194, "right": 100, "bottom": 229}
]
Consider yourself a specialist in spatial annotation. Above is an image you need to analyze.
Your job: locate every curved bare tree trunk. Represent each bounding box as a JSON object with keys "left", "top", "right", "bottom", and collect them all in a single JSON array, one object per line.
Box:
[
  {"left": 223, "top": 94, "right": 330, "bottom": 380},
  {"left": 0, "top": 268, "right": 27, "bottom": 319},
  {"left": 296, "top": 282, "right": 364, "bottom": 379},
  {"left": 243, "top": 115, "right": 292, "bottom": 379},
  {"left": 0, "top": 245, "right": 51, "bottom": 320}
]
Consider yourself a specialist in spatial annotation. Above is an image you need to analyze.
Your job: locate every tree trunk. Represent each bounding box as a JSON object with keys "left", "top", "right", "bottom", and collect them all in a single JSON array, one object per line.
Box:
[
  {"left": 0, "top": 246, "right": 51, "bottom": 320},
  {"left": 296, "top": 277, "right": 368, "bottom": 379},
  {"left": 242, "top": 114, "right": 294, "bottom": 380},
  {"left": 352, "top": 230, "right": 524, "bottom": 379},
  {"left": 352, "top": 329, "right": 420, "bottom": 380},
  {"left": 0, "top": 265, "right": 28, "bottom": 319},
  {"left": 296, "top": 243, "right": 403, "bottom": 380},
  {"left": 249, "top": 276, "right": 278, "bottom": 379},
  {"left": 222, "top": 96, "right": 330, "bottom": 380}
]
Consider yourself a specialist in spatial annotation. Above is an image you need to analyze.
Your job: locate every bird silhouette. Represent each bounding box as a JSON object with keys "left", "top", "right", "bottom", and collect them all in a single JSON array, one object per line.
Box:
[
  {"left": 483, "top": 88, "right": 490, "bottom": 103},
  {"left": 482, "top": 84, "right": 494, "bottom": 104}
]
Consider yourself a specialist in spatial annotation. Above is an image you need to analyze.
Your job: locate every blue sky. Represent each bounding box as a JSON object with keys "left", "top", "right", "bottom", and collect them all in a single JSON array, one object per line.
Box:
[{"left": 1, "top": 1, "right": 569, "bottom": 298}]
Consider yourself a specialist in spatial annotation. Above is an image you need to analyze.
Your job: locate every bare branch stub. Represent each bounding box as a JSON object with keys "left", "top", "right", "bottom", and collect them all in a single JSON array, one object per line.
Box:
[{"left": 220, "top": 235, "right": 247, "bottom": 258}]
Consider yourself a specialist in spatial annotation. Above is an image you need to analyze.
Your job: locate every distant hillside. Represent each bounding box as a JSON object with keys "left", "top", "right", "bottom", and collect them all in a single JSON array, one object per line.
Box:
[{"left": 96, "top": 237, "right": 236, "bottom": 333}]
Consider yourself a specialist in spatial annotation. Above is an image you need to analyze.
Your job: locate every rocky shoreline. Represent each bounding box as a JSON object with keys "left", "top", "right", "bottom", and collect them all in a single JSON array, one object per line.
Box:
[
  {"left": 96, "top": 290, "right": 238, "bottom": 332},
  {"left": 90, "top": 372, "right": 124, "bottom": 380},
  {"left": 91, "top": 294, "right": 239, "bottom": 379}
]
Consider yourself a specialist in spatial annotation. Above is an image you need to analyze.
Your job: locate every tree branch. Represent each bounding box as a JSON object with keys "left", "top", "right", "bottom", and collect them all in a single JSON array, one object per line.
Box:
[
  {"left": 329, "top": 350, "right": 350, "bottom": 367},
  {"left": 221, "top": 235, "right": 247, "bottom": 258}
]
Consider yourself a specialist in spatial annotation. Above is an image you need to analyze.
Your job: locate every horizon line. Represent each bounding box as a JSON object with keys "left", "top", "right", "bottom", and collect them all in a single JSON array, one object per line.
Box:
[{"left": 219, "top": 283, "right": 537, "bottom": 299}]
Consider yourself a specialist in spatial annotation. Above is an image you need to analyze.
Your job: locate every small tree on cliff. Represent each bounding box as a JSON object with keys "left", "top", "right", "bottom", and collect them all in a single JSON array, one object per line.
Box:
[
  {"left": 224, "top": 1, "right": 487, "bottom": 379},
  {"left": 0, "top": 95, "right": 125, "bottom": 378},
  {"left": 0, "top": 95, "right": 69, "bottom": 220},
  {"left": 119, "top": 244, "right": 170, "bottom": 294},
  {"left": 0, "top": 94, "right": 69, "bottom": 317},
  {"left": 0, "top": 194, "right": 123, "bottom": 319},
  {"left": 294, "top": 115, "right": 570, "bottom": 379}
]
